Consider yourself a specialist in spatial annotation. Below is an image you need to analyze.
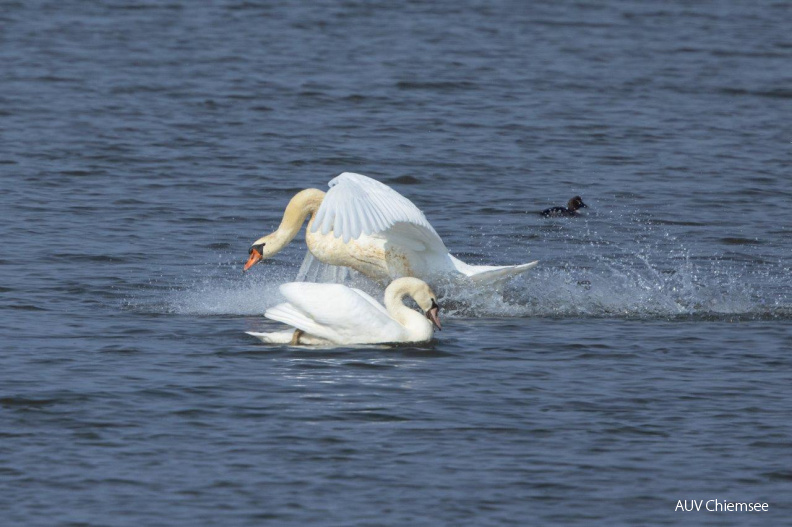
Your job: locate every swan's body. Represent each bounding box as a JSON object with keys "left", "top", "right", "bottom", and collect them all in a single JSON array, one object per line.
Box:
[
  {"left": 246, "top": 277, "right": 441, "bottom": 345},
  {"left": 245, "top": 172, "right": 538, "bottom": 285}
]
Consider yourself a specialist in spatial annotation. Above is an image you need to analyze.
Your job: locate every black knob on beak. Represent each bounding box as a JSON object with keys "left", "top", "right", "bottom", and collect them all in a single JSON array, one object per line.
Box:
[{"left": 426, "top": 299, "right": 442, "bottom": 331}]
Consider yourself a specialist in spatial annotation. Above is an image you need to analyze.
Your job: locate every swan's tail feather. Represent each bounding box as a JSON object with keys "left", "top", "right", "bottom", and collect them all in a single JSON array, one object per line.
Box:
[
  {"left": 449, "top": 255, "right": 539, "bottom": 285},
  {"left": 246, "top": 330, "right": 331, "bottom": 346},
  {"left": 246, "top": 330, "right": 295, "bottom": 344},
  {"left": 467, "top": 261, "right": 539, "bottom": 284}
]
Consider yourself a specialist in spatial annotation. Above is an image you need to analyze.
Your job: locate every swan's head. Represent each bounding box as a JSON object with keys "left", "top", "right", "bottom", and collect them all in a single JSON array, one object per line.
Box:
[
  {"left": 387, "top": 277, "right": 442, "bottom": 330},
  {"left": 243, "top": 234, "right": 280, "bottom": 271},
  {"left": 567, "top": 196, "right": 587, "bottom": 211},
  {"left": 410, "top": 281, "right": 442, "bottom": 331}
]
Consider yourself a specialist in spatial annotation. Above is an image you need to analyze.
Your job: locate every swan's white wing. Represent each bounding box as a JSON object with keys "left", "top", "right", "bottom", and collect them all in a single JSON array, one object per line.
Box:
[
  {"left": 349, "top": 287, "right": 392, "bottom": 319},
  {"left": 311, "top": 172, "right": 447, "bottom": 248},
  {"left": 269, "top": 282, "right": 405, "bottom": 343},
  {"left": 265, "top": 303, "right": 342, "bottom": 342},
  {"left": 382, "top": 222, "right": 449, "bottom": 254}
]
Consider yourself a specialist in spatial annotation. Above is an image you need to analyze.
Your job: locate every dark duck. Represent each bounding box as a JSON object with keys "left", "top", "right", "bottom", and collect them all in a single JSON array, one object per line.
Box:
[{"left": 541, "top": 196, "right": 588, "bottom": 218}]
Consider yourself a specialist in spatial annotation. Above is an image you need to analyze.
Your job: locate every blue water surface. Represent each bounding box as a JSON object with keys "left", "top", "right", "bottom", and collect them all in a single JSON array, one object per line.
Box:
[{"left": 1, "top": 1, "right": 791, "bottom": 525}]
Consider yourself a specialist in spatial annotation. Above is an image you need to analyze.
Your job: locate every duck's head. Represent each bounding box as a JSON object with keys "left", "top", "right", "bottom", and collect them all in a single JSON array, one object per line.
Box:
[
  {"left": 568, "top": 196, "right": 587, "bottom": 211},
  {"left": 243, "top": 234, "right": 280, "bottom": 271}
]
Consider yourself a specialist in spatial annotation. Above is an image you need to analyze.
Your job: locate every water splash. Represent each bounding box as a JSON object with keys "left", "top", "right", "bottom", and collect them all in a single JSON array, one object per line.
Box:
[
  {"left": 446, "top": 254, "right": 769, "bottom": 319},
  {"left": 155, "top": 215, "right": 790, "bottom": 320},
  {"left": 156, "top": 256, "right": 788, "bottom": 322},
  {"left": 163, "top": 269, "right": 291, "bottom": 316}
]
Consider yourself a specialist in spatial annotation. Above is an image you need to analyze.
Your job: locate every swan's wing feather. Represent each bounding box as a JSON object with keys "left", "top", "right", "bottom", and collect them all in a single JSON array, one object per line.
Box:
[
  {"left": 349, "top": 287, "right": 392, "bottom": 318},
  {"left": 276, "top": 282, "right": 403, "bottom": 342},
  {"left": 382, "top": 222, "right": 451, "bottom": 254},
  {"left": 311, "top": 172, "right": 447, "bottom": 247},
  {"left": 265, "top": 303, "right": 341, "bottom": 342}
]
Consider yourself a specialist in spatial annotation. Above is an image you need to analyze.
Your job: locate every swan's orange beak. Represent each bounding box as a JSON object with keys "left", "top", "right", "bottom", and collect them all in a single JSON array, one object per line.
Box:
[
  {"left": 243, "top": 247, "right": 262, "bottom": 272},
  {"left": 426, "top": 302, "right": 441, "bottom": 331}
]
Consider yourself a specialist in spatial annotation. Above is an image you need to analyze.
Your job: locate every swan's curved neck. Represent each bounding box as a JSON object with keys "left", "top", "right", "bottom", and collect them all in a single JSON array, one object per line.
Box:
[
  {"left": 384, "top": 281, "right": 432, "bottom": 340},
  {"left": 271, "top": 188, "right": 326, "bottom": 249}
]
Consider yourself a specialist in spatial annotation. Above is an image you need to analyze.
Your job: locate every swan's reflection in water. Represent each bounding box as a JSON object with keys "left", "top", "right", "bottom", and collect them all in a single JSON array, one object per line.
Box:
[{"left": 260, "top": 345, "right": 446, "bottom": 420}]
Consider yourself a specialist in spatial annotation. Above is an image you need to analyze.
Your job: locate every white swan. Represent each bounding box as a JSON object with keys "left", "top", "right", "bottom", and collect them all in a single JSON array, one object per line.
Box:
[
  {"left": 246, "top": 277, "right": 442, "bottom": 345},
  {"left": 244, "top": 172, "right": 538, "bottom": 285}
]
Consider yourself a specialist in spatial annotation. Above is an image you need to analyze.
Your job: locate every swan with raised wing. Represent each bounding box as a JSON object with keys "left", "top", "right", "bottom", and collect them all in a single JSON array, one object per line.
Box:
[
  {"left": 243, "top": 172, "right": 537, "bottom": 285},
  {"left": 246, "top": 277, "right": 442, "bottom": 345}
]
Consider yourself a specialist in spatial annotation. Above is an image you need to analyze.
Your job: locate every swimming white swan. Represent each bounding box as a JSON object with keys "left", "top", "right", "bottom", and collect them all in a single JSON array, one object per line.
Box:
[
  {"left": 246, "top": 277, "right": 442, "bottom": 345},
  {"left": 244, "top": 172, "right": 538, "bottom": 285}
]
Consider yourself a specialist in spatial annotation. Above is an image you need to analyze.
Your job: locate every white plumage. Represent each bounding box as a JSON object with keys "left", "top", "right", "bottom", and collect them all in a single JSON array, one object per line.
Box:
[
  {"left": 248, "top": 172, "right": 538, "bottom": 286},
  {"left": 247, "top": 278, "right": 441, "bottom": 346},
  {"left": 312, "top": 172, "right": 443, "bottom": 244}
]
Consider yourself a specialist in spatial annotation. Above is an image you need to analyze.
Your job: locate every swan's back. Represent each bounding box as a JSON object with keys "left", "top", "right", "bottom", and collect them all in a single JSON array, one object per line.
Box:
[{"left": 266, "top": 282, "right": 407, "bottom": 344}]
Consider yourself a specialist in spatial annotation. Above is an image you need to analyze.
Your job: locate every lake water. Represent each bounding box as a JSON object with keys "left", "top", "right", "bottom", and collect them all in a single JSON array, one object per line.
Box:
[{"left": 2, "top": 1, "right": 791, "bottom": 525}]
